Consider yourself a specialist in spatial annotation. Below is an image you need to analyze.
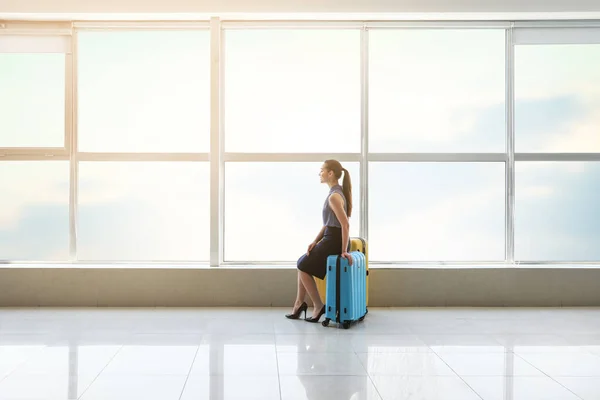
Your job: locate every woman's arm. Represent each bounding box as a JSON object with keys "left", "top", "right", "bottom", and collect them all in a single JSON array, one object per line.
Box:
[
  {"left": 328, "top": 193, "right": 350, "bottom": 254},
  {"left": 312, "top": 225, "right": 327, "bottom": 245},
  {"left": 306, "top": 225, "right": 327, "bottom": 256}
]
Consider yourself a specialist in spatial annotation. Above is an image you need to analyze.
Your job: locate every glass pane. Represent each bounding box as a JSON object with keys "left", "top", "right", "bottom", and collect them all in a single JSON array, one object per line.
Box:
[
  {"left": 0, "top": 161, "right": 69, "bottom": 261},
  {"left": 369, "top": 30, "right": 506, "bottom": 152},
  {"left": 515, "top": 162, "right": 600, "bottom": 261},
  {"left": 224, "top": 30, "right": 361, "bottom": 153},
  {"left": 78, "top": 162, "right": 210, "bottom": 261},
  {"left": 0, "top": 54, "right": 65, "bottom": 147},
  {"left": 224, "top": 162, "right": 360, "bottom": 262},
  {"left": 78, "top": 31, "right": 210, "bottom": 153},
  {"left": 515, "top": 45, "right": 600, "bottom": 152},
  {"left": 369, "top": 162, "right": 505, "bottom": 261}
]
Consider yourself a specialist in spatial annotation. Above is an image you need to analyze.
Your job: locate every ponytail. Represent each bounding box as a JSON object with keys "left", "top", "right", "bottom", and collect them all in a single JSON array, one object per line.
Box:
[{"left": 341, "top": 168, "right": 353, "bottom": 218}]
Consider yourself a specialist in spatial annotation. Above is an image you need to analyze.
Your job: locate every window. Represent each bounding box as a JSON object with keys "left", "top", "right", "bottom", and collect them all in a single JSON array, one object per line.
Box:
[
  {"left": 369, "top": 162, "right": 505, "bottom": 262},
  {"left": 513, "top": 32, "right": 600, "bottom": 262},
  {"left": 7, "top": 22, "right": 600, "bottom": 267},
  {"left": 224, "top": 162, "right": 360, "bottom": 262},
  {"left": 369, "top": 29, "right": 506, "bottom": 153},
  {"left": 224, "top": 29, "right": 361, "bottom": 153},
  {"left": 0, "top": 54, "right": 65, "bottom": 148},
  {"left": 0, "top": 161, "right": 69, "bottom": 261},
  {"left": 77, "top": 30, "right": 210, "bottom": 153},
  {"left": 74, "top": 28, "right": 211, "bottom": 263},
  {"left": 515, "top": 44, "right": 600, "bottom": 152},
  {"left": 77, "top": 162, "right": 210, "bottom": 261},
  {"left": 515, "top": 162, "right": 600, "bottom": 261}
]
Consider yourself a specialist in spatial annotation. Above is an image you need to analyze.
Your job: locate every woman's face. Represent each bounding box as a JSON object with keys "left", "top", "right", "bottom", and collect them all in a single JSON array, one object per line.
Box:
[{"left": 319, "top": 164, "right": 331, "bottom": 183}]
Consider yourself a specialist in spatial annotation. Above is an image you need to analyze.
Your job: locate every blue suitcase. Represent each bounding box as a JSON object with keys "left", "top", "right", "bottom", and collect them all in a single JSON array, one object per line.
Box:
[{"left": 322, "top": 251, "right": 368, "bottom": 329}]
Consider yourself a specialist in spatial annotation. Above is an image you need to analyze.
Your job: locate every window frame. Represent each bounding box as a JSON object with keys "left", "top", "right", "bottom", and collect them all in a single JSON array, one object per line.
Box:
[
  {"left": 216, "top": 21, "right": 511, "bottom": 265},
  {"left": 0, "top": 22, "right": 73, "bottom": 263},
  {"left": 4, "top": 19, "right": 600, "bottom": 266},
  {"left": 72, "top": 22, "right": 212, "bottom": 263},
  {"left": 216, "top": 21, "right": 600, "bottom": 266},
  {"left": 511, "top": 25, "right": 600, "bottom": 263},
  {"left": 216, "top": 21, "right": 368, "bottom": 266}
]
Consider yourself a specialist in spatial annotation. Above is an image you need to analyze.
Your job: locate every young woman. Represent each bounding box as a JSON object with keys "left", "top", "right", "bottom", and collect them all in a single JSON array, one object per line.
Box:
[{"left": 285, "top": 159, "right": 353, "bottom": 323}]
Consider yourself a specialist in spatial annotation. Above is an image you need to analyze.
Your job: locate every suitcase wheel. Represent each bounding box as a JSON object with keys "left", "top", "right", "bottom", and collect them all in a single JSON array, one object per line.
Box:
[
  {"left": 359, "top": 315, "right": 365, "bottom": 322},
  {"left": 322, "top": 319, "right": 330, "bottom": 327},
  {"left": 342, "top": 321, "right": 351, "bottom": 330}
]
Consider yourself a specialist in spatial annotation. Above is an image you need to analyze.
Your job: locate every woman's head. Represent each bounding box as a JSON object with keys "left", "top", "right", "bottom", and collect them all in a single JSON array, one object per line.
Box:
[
  {"left": 320, "top": 160, "right": 343, "bottom": 183},
  {"left": 320, "top": 160, "right": 353, "bottom": 218}
]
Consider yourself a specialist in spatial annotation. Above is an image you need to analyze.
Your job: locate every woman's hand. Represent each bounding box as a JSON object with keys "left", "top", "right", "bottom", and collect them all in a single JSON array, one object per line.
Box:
[
  {"left": 306, "top": 241, "right": 317, "bottom": 256},
  {"left": 341, "top": 251, "right": 353, "bottom": 266}
]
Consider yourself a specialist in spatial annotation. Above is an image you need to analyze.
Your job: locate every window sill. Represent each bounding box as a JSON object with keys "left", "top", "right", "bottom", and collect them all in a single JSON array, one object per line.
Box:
[{"left": 2, "top": 262, "right": 600, "bottom": 269}]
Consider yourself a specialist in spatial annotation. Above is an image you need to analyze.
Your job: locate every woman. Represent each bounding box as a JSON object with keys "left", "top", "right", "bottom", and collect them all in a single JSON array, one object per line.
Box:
[{"left": 285, "top": 159, "right": 353, "bottom": 323}]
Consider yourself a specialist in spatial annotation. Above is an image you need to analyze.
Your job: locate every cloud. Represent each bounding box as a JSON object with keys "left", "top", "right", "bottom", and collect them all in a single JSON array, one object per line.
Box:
[
  {"left": 515, "top": 91, "right": 600, "bottom": 155},
  {"left": 4, "top": 87, "right": 600, "bottom": 263},
  {"left": 519, "top": 185, "right": 555, "bottom": 199},
  {"left": 369, "top": 183, "right": 505, "bottom": 262},
  {"left": 515, "top": 161, "right": 600, "bottom": 261},
  {"left": 0, "top": 163, "right": 68, "bottom": 229},
  {"left": 0, "top": 203, "right": 68, "bottom": 260},
  {"left": 225, "top": 192, "right": 321, "bottom": 262},
  {"left": 515, "top": 44, "right": 600, "bottom": 102},
  {"left": 542, "top": 108, "right": 600, "bottom": 153}
]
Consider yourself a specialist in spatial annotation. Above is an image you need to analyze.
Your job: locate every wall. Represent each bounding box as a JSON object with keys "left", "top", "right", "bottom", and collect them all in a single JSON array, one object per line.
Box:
[
  {"left": 1, "top": 267, "right": 599, "bottom": 307},
  {"left": 2, "top": 0, "right": 600, "bottom": 15}
]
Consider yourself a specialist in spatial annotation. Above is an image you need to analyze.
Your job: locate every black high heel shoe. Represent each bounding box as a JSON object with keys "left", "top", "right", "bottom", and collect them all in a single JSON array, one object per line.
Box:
[
  {"left": 285, "top": 302, "right": 308, "bottom": 319},
  {"left": 305, "top": 305, "right": 326, "bottom": 323}
]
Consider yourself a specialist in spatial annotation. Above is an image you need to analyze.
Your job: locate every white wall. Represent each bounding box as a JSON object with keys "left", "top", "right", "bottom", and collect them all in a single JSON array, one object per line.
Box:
[{"left": 2, "top": 0, "right": 600, "bottom": 16}]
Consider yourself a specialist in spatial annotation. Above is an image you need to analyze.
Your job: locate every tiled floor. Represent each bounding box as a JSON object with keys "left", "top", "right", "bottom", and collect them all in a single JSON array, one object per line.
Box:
[{"left": 0, "top": 307, "right": 599, "bottom": 399}]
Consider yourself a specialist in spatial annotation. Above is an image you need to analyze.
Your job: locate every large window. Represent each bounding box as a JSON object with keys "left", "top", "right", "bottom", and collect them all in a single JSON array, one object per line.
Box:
[
  {"left": 222, "top": 27, "right": 362, "bottom": 264},
  {"left": 75, "top": 28, "right": 211, "bottom": 262},
  {"left": 514, "top": 38, "right": 600, "bottom": 262},
  {"left": 367, "top": 27, "right": 507, "bottom": 263},
  {"left": 4, "top": 21, "right": 600, "bottom": 266},
  {"left": 224, "top": 29, "right": 361, "bottom": 153},
  {"left": 1, "top": 27, "right": 71, "bottom": 262}
]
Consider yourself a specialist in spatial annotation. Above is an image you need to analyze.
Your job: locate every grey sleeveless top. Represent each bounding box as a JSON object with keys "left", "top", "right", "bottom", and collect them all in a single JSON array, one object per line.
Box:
[{"left": 323, "top": 184, "right": 347, "bottom": 228}]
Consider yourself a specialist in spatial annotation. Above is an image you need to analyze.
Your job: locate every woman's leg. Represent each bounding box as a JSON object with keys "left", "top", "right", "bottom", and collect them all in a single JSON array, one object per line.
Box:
[
  {"left": 292, "top": 270, "right": 307, "bottom": 312},
  {"left": 292, "top": 270, "right": 306, "bottom": 314},
  {"left": 291, "top": 254, "right": 310, "bottom": 314},
  {"left": 299, "top": 270, "right": 324, "bottom": 319}
]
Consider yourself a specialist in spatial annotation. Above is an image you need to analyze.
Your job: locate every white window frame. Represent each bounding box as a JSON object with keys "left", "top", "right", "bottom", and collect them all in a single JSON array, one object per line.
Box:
[
  {"left": 216, "top": 20, "right": 511, "bottom": 265},
  {"left": 0, "top": 22, "right": 73, "bottom": 264},
  {"left": 4, "top": 18, "right": 600, "bottom": 266},
  {"left": 216, "top": 21, "right": 366, "bottom": 266},
  {"left": 510, "top": 24, "right": 600, "bottom": 264},
  {"left": 71, "top": 22, "right": 212, "bottom": 263}
]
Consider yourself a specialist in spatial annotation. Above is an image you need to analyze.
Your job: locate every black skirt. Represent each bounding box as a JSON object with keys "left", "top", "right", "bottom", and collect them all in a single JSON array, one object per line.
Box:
[{"left": 297, "top": 226, "right": 343, "bottom": 280}]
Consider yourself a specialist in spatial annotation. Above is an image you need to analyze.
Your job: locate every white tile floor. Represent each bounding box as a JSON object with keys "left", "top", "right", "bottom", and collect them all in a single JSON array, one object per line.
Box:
[{"left": 0, "top": 307, "right": 599, "bottom": 399}]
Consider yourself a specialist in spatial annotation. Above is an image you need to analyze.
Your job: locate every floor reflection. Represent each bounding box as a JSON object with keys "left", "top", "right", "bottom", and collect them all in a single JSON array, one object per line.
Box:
[{"left": 0, "top": 308, "right": 598, "bottom": 400}]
